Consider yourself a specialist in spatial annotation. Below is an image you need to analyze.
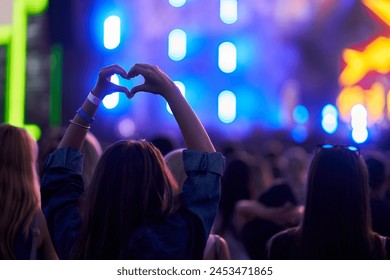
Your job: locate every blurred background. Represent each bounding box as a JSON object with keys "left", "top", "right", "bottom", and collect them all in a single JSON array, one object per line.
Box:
[{"left": 0, "top": 0, "right": 389, "bottom": 150}]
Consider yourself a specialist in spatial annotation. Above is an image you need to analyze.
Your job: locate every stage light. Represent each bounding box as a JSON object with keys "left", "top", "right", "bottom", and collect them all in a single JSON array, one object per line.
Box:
[
  {"left": 321, "top": 104, "right": 338, "bottom": 134},
  {"left": 220, "top": 0, "right": 238, "bottom": 24},
  {"left": 218, "top": 42, "right": 237, "bottom": 73},
  {"left": 103, "top": 15, "right": 121, "bottom": 50},
  {"left": 322, "top": 104, "right": 338, "bottom": 118},
  {"left": 350, "top": 104, "right": 368, "bottom": 143},
  {"left": 218, "top": 90, "right": 236, "bottom": 123},
  {"left": 350, "top": 104, "right": 367, "bottom": 129},
  {"left": 292, "top": 105, "right": 309, "bottom": 124},
  {"left": 167, "top": 81, "right": 186, "bottom": 114},
  {"left": 291, "top": 125, "right": 307, "bottom": 143},
  {"left": 168, "top": 29, "right": 186, "bottom": 61},
  {"left": 117, "top": 118, "right": 136, "bottom": 138},
  {"left": 352, "top": 128, "right": 368, "bottom": 144},
  {"left": 322, "top": 114, "right": 338, "bottom": 134},
  {"left": 102, "top": 75, "right": 120, "bottom": 109},
  {"left": 169, "top": 0, "right": 186, "bottom": 8}
]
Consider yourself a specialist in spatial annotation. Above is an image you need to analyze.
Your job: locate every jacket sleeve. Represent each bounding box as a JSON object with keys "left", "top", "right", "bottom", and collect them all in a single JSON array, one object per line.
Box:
[
  {"left": 181, "top": 150, "right": 224, "bottom": 250},
  {"left": 40, "top": 147, "right": 84, "bottom": 259}
]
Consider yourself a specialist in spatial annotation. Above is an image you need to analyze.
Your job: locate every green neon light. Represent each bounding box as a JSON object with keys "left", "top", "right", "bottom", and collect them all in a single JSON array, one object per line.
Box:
[
  {"left": 50, "top": 44, "right": 63, "bottom": 126},
  {"left": 0, "top": 0, "right": 48, "bottom": 140}
]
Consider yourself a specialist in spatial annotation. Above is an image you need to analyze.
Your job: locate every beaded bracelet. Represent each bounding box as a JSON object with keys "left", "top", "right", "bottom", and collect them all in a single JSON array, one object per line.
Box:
[{"left": 69, "top": 119, "right": 91, "bottom": 130}]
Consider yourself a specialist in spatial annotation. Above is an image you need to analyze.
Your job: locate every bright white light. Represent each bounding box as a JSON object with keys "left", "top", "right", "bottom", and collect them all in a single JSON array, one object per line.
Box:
[
  {"left": 218, "top": 42, "right": 237, "bottom": 73},
  {"left": 117, "top": 118, "right": 136, "bottom": 138},
  {"left": 169, "top": 0, "right": 186, "bottom": 7},
  {"left": 218, "top": 90, "right": 236, "bottom": 123},
  {"left": 322, "top": 104, "right": 338, "bottom": 118},
  {"left": 350, "top": 104, "right": 367, "bottom": 129},
  {"left": 322, "top": 114, "right": 338, "bottom": 134},
  {"left": 102, "top": 75, "right": 120, "bottom": 109},
  {"left": 167, "top": 81, "right": 186, "bottom": 114},
  {"left": 220, "top": 0, "right": 238, "bottom": 24},
  {"left": 168, "top": 29, "right": 187, "bottom": 61},
  {"left": 104, "top": 16, "right": 121, "bottom": 49},
  {"left": 352, "top": 128, "right": 368, "bottom": 144}
]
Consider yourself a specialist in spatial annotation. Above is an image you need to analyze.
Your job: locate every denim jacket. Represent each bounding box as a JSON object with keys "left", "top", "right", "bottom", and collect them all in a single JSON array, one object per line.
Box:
[{"left": 41, "top": 147, "right": 224, "bottom": 259}]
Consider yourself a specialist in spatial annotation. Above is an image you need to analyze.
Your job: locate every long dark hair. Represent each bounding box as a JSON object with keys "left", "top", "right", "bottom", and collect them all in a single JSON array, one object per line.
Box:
[
  {"left": 0, "top": 124, "right": 40, "bottom": 259},
  {"left": 299, "top": 146, "right": 383, "bottom": 259},
  {"left": 71, "top": 140, "right": 177, "bottom": 259}
]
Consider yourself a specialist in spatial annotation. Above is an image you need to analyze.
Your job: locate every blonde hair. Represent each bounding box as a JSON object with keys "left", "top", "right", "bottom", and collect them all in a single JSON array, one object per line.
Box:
[{"left": 0, "top": 124, "right": 40, "bottom": 259}]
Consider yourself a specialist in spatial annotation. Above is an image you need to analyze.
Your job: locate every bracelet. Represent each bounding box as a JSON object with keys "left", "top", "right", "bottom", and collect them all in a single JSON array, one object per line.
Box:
[
  {"left": 87, "top": 91, "right": 102, "bottom": 106},
  {"left": 77, "top": 107, "right": 95, "bottom": 123},
  {"left": 69, "top": 120, "right": 91, "bottom": 130}
]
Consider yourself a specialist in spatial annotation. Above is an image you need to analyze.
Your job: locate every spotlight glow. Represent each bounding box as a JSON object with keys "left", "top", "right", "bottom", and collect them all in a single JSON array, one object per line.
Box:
[
  {"left": 168, "top": 29, "right": 187, "bottom": 61},
  {"left": 293, "top": 105, "right": 309, "bottom": 124},
  {"left": 218, "top": 42, "right": 237, "bottom": 73},
  {"left": 103, "top": 16, "right": 121, "bottom": 50},
  {"left": 351, "top": 104, "right": 368, "bottom": 129},
  {"left": 117, "top": 118, "right": 136, "bottom": 138},
  {"left": 220, "top": 0, "right": 238, "bottom": 24},
  {"left": 291, "top": 125, "right": 307, "bottom": 143},
  {"left": 352, "top": 128, "right": 368, "bottom": 144},
  {"left": 321, "top": 104, "right": 338, "bottom": 134},
  {"left": 322, "top": 104, "right": 338, "bottom": 118},
  {"left": 169, "top": 0, "right": 186, "bottom": 7},
  {"left": 322, "top": 114, "right": 338, "bottom": 134},
  {"left": 102, "top": 75, "right": 120, "bottom": 109},
  {"left": 218, "top": 90, "right": 236, "bottom": 123}
]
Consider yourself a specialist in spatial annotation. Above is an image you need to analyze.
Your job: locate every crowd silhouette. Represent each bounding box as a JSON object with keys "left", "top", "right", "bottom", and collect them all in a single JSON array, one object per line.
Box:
[{"left": 1, "top": 64, "right": 390, "bottom": 260}]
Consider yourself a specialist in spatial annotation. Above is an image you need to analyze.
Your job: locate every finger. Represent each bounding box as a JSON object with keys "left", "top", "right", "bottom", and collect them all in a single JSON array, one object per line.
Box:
[
  {"left": 127, "top": 64, "right": 152, "bottom": 79},
  {"left": 110, "top": 84, "right": 131, "bottom": 96},
  {"left": 100, "top": 64, "right": 127, "bottom": 79},
  {"left": 130, "top": 84, "right": 148, "bottom": 95}
]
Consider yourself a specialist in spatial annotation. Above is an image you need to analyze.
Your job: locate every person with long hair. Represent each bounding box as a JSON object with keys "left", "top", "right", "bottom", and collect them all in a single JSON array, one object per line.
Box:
[
  {"left": 41, "top": 63, "right": 224, "bottom": 259},
  {"left": 266, "top": 144, "right": 390, "bottom": 259},
  {"left": 0, "top": 124, "right": 57, "bottom": 259}
]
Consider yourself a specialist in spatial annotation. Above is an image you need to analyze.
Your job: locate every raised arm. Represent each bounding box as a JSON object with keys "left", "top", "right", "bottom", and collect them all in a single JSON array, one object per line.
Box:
[
  {"left": 58, "top": 65, "right": 130, "bottom": 149},
  {"left": 128, "top": 63, "right": 215, "bottom": 152}
]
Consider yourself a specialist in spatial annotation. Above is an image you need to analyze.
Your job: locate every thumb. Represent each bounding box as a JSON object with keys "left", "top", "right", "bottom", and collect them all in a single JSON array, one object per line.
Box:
[
  {"left": 110, "top": 84, "right": 131, "bottom": 96},
  {"left": 130, "top": 84, "right": 147, "bottom": 95}
]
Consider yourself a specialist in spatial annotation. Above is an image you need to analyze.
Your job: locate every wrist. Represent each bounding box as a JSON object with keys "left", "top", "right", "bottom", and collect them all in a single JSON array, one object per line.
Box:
[{"left": 88, "top": 91, "right": 103, "bottom": 106}]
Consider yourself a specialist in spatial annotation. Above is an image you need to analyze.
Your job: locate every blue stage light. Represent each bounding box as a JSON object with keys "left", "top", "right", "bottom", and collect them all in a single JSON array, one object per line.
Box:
[
  {"left": 218, "top": 42, "right": 237, "bottom": 73},
  {"left": 103, "top": 15, "right": 121, "bottom": 49},
  {"left": 218, "top": 90, "right": 236, "bottom": 123},
  {"left": 293, "top": 105, "right": 309, "bottom": 124},
  {"left": 169, "top": 0, "right": 186, "bottom": 8},
  {"left": 220, "top": 0, "right": 238, "bottom": 24},
  {"left": 168, "top": 29, "right": 187, "bottom": 61}
]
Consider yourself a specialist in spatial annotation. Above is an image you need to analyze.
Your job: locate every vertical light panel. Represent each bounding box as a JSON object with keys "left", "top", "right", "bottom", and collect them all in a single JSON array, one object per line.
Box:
[
  {"left": 104, "top": 15, "right": 121, "bottom": 49},
  {"left": 167, "top": 81, "right": 185, "bottom": 114},
  {"left": 321, "top": 104, "right": 338, "bottom": 134},
  {"left": 351, "top": 104, "right": 368, "bottom": 143},
  {"left": 169, "top": 0, "right": 186, "bottom": 7},
  {"left": 220, "top": 0, "right": 238, "bottom": 24},
  {"left": 168, "top": 29, "right": 186, "bottom": 61},
  {"left": 102, "top": 75, "right": 120, "bottom": 109},
  {"left": 218, "top": 90, "right": 236, "bottom": 123},
  {"left": 218, "top": 42, "right": 237, "bottom": 73}
]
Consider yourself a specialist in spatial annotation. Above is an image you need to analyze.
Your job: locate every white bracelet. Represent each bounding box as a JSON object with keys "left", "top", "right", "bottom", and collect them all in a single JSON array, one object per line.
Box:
[{"left": 87, "top": 91, "right": 102, "bottom": 106}]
